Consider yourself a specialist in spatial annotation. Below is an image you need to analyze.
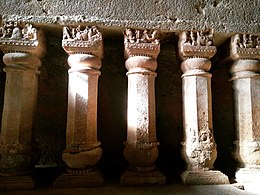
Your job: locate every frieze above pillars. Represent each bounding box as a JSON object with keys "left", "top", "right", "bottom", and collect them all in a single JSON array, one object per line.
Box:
[
  {"left": 62, "top": 25, "right": 103, "bottom": 58},
  {"left": 0, "top": 21, "right": 45, "bottom": 57},
  {"left": 178, "top": 29, "right": 216, "bottom": 60},
  {"left": 230, "top": 33, "right": 260, "bottom": 60},
  {"left": 124, "top": 29, "right": 160, "bottom": 59}
]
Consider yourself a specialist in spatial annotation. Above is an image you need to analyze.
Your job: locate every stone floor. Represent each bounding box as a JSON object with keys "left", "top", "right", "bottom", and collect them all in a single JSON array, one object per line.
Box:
[
  {"left": 1, "top": 183, "right": 259, "bottom": 195},
  {"left": 1, "top": 167, "right": 259, "bottom": 195}
]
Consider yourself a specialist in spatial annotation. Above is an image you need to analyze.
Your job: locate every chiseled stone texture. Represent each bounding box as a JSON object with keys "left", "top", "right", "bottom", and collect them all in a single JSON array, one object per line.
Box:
[
  {"left": 233, "top": 77, "right": 260, "bottom": 166},
  {"left": 0, "top": 0, "right": 259, "bottom": 38}
]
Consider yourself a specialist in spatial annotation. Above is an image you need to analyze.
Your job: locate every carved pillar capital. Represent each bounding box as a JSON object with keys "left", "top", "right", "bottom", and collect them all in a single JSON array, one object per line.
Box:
[
  {"left": 178, "top": 30, "right": 216, "bottom": 77},
  {"left": 62, "top": 25, "right": 103, "bottom": 74},
  {"left": 229, "top": 33, "right": 260, "bottom": 80},
  {"left": 178, "top": 30, "right": 216, "bottom": 60},
  {"left": 124, "top": 28, "right": 159, "bottom": 73},
  {"left": 0, "top": 21, "right": 45, "bottom": 58},
  {"left": 230, "top": 33, "right": 260, "bottom": 60}
]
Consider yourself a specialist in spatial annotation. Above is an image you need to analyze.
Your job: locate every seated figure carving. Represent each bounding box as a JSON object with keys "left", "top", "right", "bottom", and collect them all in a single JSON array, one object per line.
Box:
[
  {"left": 0, "top": 22, "right": 37, "bottom": 41},
  {"left": 62, "top": 25, "right": 101, "bottom": 42},
  {"left": 124, "top": 29, "right": 159, "bottom": 44}
]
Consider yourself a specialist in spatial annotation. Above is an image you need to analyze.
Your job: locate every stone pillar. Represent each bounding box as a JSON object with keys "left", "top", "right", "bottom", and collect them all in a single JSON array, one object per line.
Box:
[
  {"left": 0, "top": 22, "right": 45, "bottom": 190},
  {"left": 53, "top": 25, "right": 103, "bottom": 188},
  {"left": 228, "top": 34, "right": 260, "bottom": 193},
  {"left": 120, "top": 29, "right": 165, "bottom": 185},
  {"left": 178, "top": 30, "right": 229, "bottom": 184}
]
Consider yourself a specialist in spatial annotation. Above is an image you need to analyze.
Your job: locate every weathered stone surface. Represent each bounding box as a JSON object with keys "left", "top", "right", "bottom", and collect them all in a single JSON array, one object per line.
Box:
[
  {"left": 233, "top": 76, "right": 260, "bottom": 166},
  {"left": 0, "top": 0, "right": 259, "bottom": 39}
]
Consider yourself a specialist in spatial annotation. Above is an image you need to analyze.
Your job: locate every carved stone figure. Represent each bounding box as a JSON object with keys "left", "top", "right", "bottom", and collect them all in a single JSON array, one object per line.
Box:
[
  {"left": 124, "top": 29, "right": 135, "bottom": 43},
  {"left": 124, "top": 28, "right": 160, "bottom": 60},
  {"left": 232, "top": 33, "right": 259, "bottom": 49},
  {"left": 62, "top": 25, "right": 103, "bottom": 59},
  {"left": 62, "top": 25, "right": 101, "bottom": 42},
  {"left": 233, "top": 34, "right": 243, "bottom": 48},
  {"left": 179, "top": 30, "right": 213, "bottom": 47},
  {"left": 178, "top": 30, "right": 216, "bottom": 60},
  {"left": 190, "top": 31, "right": 196, "bottom": 45},
  {"left": 22, "top": 23, "right": 37, "bottom": 40},
  {"left": 124, "top": 29, "right": 159, "bottom": 44},
  {"left": 0, "top": 22, "right": 38, "bottom": 41},
  {"left": 1, "top": 22, "right": 14, "bottom": 38},
  {"left": 63, "top": 26, "right": 73, "bottom": 40},
  {"left": 10, "top": 22, "right": 22, "bottom": 39},
  {"left": 256, "top": 36, "right": 260, "bottom": 48},
  {"left": 230, "top": 33, "right": 260, "bottom": 60}
]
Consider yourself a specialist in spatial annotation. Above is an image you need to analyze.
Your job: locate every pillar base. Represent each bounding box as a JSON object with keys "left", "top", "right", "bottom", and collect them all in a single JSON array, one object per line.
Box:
[
  {"left": 120, "top": 170, "right": 165, "bottom": 186},
  {"left": 53, "top": 170, "right": 103, "bottom": 188},
  {"left": 181, "top": 170, "right": 229, "bottom": 185},
  {"left": 0, "top": 175, "right": 35, "bottom": 190},
  {"left": 235, "top": 168, "right": 260, "bottom": 193}
]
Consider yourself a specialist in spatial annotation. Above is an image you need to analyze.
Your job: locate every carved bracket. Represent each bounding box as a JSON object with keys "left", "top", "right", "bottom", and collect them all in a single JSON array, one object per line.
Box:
[
  {"left": 0, "top": 21, "right": 45, "bottom": 58},
  {"left": 178, "top": 30, "right": 216, "bottom": 60},
  {"left": 62, "top": 25, "right": 103, "bottom": 58},
  {"left": 124, "top": 29, "right": 160, "bottom": 59},
  {"left": 230, "top": 33, "right": 260, "bottom": 60}
]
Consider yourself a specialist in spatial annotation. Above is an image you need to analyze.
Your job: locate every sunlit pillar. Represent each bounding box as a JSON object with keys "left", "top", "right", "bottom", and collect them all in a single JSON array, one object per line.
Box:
[
  {"left": 0, "top": 22, "right": 45, "bottom": 190},
  {"left": 53, "top": 25, "right": 103, "bottom": 188},
  {"left": 120, "top": 29, "right": 165, "bottom": 185},
  {"left": 228, "top": 34, "right": 260, "bottom": 193},
  {"left": 178, "top": 30, "right": 229, "bottom": 184}
]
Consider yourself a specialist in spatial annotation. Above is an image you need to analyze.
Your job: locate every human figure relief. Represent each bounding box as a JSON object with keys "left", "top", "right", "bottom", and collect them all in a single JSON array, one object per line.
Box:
[
  {"left": 256, "top": 36, "right": 260, "bottom": 48},
  {"left": 63, "top": 26, "right": 73, "bottom": 40},
  {"left": 124, "top": 29, "right": 135, "bottom": 43},
  {"left": 124, "top": 29, "right": 159, "bottom": 44},
  {"left": 11, "top": 22, "right": 22, "bottom": 39},
  {"left": 1, "top": 22, "right": 14, "bottom": 38},
  {"left": 21, "top": 23, "right": 37, "bottom": 40},
  {"left": 196, "top": 30, "right": 213, "bottom": 46},
  {"left": 63, "top": 25, "right": 101, "bottom": 41},
  {"left": 189, "top": 31, "right": 196, "bottom": 45},
  {"left": 141, "top": 30, "right": 159, "bottom": 43}
]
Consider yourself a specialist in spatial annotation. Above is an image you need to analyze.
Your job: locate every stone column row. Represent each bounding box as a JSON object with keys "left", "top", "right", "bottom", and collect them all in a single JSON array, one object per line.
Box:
[{"left": 0, "top": 21, "right": 259, "bottom": 189}]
